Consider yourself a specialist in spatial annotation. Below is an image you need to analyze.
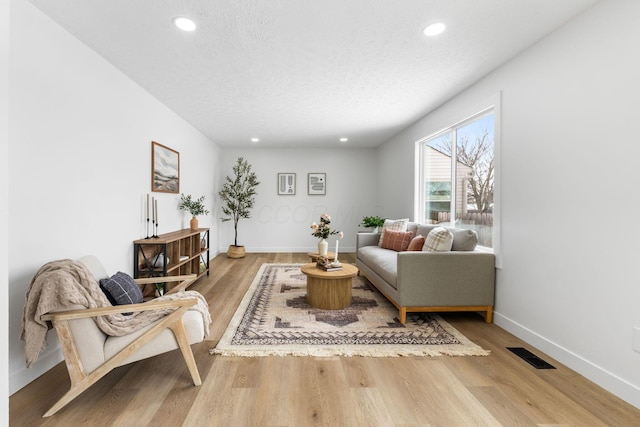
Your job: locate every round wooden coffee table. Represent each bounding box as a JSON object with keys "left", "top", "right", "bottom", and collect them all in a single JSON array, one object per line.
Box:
[{"left": 300, "top": 263, "right": 358, "bottom": 310}]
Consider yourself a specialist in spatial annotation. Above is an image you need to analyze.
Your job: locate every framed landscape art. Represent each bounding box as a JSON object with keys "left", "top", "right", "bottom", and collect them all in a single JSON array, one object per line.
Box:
[
  {"left": 277, "top": 173, "right": 296, "bottom": 195},
  {"left": 308, "top": 173, "right": 326, "bottom": 195},
  {"left": 151, "top": 141, "right": 180, "bottom": 193}
]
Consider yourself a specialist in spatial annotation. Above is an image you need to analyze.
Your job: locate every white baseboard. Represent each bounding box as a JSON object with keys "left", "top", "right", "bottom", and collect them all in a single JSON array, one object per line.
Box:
[
  {"left": 10, "top": 347, "right": 62, "bottom": 395},
  {"left": 494, "top": 311, "right": 640, "bottom": 409}
]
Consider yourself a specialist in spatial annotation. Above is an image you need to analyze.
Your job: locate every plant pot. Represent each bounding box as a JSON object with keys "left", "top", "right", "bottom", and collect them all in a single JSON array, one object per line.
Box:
[
  {"left": 227, "top": 245, "right": 246, "bottom": 258},
  {"left": 190, "top": 216, "right": 199, "bottom": 231}
]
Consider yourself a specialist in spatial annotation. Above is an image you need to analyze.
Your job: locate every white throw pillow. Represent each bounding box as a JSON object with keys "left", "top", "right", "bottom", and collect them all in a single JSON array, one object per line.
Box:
[
  {"left": 378, "top": 218, "right": 409, "bottom": 246},
  {"left": 423, "top": 226, "right": 453, "bottom": 252}
]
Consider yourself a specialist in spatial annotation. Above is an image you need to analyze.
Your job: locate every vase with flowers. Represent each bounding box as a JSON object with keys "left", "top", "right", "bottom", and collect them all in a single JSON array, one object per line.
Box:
[{"left": 310, "top": 213, "right": 342, "bottom": 257}]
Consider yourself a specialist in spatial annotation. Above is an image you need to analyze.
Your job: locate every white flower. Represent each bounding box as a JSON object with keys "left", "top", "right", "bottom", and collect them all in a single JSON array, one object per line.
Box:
[
  {"left": 338, "top": 231, "right": 344, "bottom": 239},
  {"left": 311, "top": 222, "right": 318, "bottom": 229}
]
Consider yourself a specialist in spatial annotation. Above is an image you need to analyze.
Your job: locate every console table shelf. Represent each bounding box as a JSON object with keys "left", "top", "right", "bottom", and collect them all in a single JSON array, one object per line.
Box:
[{"left": 133, "top": 228, "right": 210, "bottom": 293}]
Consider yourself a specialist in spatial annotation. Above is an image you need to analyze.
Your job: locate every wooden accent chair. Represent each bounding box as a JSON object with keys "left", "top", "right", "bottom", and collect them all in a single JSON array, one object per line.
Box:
[{"left": 39, "top": 255, "right": 206, "bottom": 417}]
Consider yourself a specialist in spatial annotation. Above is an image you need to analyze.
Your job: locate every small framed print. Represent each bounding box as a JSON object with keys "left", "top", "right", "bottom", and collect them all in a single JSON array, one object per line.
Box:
[
  {"left": 151, "top": 141, "right": 180, "bottom": 193},
  {"left": 308, "top": 173, "right": 326, "bottom": 195},
  {"left": 277, "top": 173, "right": 296, "bottom": 195}
]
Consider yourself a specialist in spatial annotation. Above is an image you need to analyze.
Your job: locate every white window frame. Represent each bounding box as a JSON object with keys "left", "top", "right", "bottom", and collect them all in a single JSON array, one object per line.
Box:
[{"left": 415, "top": 94, "right": 501, "bottom": 267}]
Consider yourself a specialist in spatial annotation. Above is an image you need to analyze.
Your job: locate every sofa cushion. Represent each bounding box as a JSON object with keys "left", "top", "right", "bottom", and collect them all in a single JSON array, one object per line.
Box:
[
  {"left": 378, "top": 218, "right": 409, "bottom": 246},
  {"left": 423, "top": 227, "right": 454, "bottom": 252},
  {"left": 450, "top": 228, "right": 479, "bottom": 251},
  {"left": 358, "top": 246, "right": 398, "bottom": 289},
  {"left": 407, "top": 235, "right": 426, "bottom": 251},
  {"left": 406, "top": 222, "right": 419, "bottom": 237},
  {"left": 416, "top": 224, "right": 438, "bottom": 239},
  {"left": 99, "top": 271, "right": 143, "bottom": 306},
  {"left": 381, "top": 230, "right": 413, "bottom": 252}
]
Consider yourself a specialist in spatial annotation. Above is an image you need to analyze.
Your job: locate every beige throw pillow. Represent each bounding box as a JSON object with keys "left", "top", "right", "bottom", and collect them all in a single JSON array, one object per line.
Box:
[
  {"left": 378, "top": 218, "right": 409, "bottom": 246},
  {"left": 423, "top": 227, "right": 454, "bottom": 252}
]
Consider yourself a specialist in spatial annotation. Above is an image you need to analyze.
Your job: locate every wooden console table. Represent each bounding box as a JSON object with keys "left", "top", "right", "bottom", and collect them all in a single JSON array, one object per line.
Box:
[{"left": 133, "top": 228, "right": 209, "bottom": 294}]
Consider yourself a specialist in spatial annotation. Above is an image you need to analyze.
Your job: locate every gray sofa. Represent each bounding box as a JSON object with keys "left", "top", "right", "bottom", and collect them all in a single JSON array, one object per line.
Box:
[{"left": 356, "top": 222, "right": 496, "bottom": 324}]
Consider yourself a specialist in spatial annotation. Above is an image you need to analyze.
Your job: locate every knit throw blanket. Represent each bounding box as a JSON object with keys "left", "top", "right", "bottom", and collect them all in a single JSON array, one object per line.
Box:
[{"left": 20, "top": 259, "right": 211, "bottom": 368}]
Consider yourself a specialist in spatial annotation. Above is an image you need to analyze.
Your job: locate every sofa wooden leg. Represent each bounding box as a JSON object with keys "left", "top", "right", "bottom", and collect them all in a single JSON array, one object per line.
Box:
[
  {"left": 399, "top": 308, "right": 407, "bottom": 324},
  {"left": 485, "top": 307, "right": 493, "bottom": 323}
]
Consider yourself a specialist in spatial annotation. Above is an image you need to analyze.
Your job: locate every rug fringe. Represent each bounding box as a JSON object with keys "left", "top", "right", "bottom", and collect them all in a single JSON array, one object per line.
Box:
[{"left": 209, "top": 346, "right": 490, "bottom": 358}]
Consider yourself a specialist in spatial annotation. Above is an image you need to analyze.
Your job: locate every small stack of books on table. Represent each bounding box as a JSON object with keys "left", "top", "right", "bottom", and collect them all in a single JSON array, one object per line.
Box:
[{"left": 316, "top": 263, "right": 343, "bottom": 272}]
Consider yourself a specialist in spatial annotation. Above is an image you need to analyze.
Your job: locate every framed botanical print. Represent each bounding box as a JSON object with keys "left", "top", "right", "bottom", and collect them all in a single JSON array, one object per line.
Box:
[
  {"left": 308, "top": 173, "right": 326, "bottom": 195},
  {"left": 277, "top": 173, "right": 296, "bottom": 195},
  {"left": 151, "top": 141, "right": 180, "bottom": 193}
]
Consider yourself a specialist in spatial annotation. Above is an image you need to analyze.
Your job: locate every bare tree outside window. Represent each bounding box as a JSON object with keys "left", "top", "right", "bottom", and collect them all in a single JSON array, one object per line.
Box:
[
  {"left": 435, "top": 130, "right": 494, "bottom": 213},
  {"left": 420, "top": 112, "right": 494, "bottom": 248}
]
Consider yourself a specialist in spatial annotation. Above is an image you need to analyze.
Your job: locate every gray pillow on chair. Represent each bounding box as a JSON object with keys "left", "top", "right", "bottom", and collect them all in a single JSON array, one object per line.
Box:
[{"left": 99, "top": 271, "right": 144, "bottom": 306}]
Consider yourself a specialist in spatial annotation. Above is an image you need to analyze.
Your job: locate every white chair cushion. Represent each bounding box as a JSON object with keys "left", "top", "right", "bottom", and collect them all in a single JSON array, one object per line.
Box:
[
  {"left": 104, "top": 310, "right": 205, "bottom": 366},
  {"left": 78, "top": 255, "right": 110, "bottom": 281}
]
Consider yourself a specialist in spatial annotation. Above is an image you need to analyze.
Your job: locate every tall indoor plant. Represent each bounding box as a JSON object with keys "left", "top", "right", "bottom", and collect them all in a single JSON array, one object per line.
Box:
[{"left": 218, "top": 157, "right": 260, "bottom": 258}]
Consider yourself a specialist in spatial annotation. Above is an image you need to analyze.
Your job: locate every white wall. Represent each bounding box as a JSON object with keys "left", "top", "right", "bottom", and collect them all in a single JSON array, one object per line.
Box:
[
  {"left": 218, "top": 148, "right": 378, "bottom": 254},
  {"left": 2, "top": 0, "right": 10, "bottom": 423},
  {"left": 377, "top": 0, "right": 640, "bottom": 408},
  {"left": 8, "top": 0, "right": 220, "bottom": 394}
]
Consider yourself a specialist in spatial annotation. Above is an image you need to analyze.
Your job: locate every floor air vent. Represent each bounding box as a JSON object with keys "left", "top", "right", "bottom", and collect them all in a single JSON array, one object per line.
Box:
[{"left": 507, "top": 347, "right": 556, "bottom": 369}]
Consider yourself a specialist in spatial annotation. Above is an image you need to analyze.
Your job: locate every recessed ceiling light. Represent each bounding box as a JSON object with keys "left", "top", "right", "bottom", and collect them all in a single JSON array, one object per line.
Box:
[
  {"left": 251, "top": 138, "right": 260, "bottom": 143},
  {"left": 173, "top": 17, "right": 196, "bottom": 32},
  {"left": 339, "top": 137, "right": 348, "bottom": 142},
  {"left": 423, "top": 22, "right": 446, "bottom": 37}
]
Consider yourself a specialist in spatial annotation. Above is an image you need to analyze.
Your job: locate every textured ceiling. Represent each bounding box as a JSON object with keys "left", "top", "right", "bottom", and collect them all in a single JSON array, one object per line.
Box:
[{"left": 28, "top": 0, "right": 598, "bottom": 148}]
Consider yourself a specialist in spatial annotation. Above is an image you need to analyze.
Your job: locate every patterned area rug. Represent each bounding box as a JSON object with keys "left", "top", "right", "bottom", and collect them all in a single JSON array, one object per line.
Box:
[{"left": 210, "top": 263, "right": 489, "bottom": 357}]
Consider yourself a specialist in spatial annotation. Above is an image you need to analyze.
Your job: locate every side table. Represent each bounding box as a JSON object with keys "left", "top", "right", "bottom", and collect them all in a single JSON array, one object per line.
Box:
[{"left": 300, "top": 263, "right": 358, "bottom": 310}]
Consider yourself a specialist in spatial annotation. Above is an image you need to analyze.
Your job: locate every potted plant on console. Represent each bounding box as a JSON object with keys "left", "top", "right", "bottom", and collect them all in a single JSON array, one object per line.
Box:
[
  {"left": 218, "top": 157, "right": 260, "bottom": 258},
  {"left": 178, "top": 193, "right": 210, "bottom": 231},
  {"left": 360, "top": 215, "right": 385, "bottom": 233}
]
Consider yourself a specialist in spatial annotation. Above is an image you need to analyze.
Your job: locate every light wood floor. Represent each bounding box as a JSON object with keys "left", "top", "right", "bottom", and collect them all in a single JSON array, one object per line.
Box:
[{"left": 10, "top": 253, "right": 640, "bottom": 426}]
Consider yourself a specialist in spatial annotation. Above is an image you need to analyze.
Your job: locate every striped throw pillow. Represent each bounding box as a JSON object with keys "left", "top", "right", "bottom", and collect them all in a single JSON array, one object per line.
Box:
[{"left": 381, "top": 230, "right": 414, "bottom": 252}]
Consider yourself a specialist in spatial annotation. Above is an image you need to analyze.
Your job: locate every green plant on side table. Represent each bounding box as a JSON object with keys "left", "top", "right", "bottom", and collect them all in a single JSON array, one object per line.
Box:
[
  {"left": 178, "top": 193, "right": 210, "bottom": 231},
  {"left": 360, "top": 215, "right": 385, "bottom": 232}
]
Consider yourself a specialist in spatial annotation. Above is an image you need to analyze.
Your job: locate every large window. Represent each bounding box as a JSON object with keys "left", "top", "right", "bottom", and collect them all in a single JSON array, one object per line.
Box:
[{"left": 417, "top": 109, "right": 495, "bottom": 249}]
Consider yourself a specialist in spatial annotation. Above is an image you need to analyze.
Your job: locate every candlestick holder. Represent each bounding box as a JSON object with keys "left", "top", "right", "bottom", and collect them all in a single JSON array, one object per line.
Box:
[
  {"left": 145, "top": 219, "right": 150, "bottom": 239},
  {"left": 154, "top": 222, "right": 159, "bottom": 238}
]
